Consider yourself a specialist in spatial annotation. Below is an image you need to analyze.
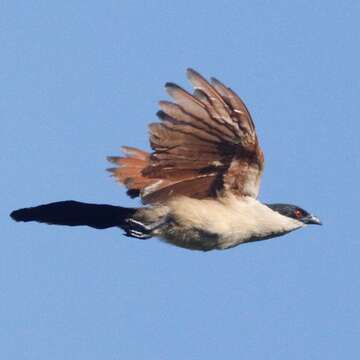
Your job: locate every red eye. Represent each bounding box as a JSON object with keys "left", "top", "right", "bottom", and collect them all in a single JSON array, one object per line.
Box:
[{"left": 294, "top": 209, "right": 302, "bottom": 218}]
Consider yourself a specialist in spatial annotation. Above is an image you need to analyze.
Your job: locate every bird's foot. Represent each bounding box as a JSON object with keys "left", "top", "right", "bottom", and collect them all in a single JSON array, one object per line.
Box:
[
  {"left": 124, "top": 218, "right": 165, "bottom": 239},
  {"left": 125, "top": 229, "right": 152, "bottom": 239}
]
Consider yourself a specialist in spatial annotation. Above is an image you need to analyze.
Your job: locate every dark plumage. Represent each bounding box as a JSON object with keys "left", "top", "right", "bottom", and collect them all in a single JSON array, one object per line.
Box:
[{"left": 11, "top": 201, "right": 136, "bottom": 230}]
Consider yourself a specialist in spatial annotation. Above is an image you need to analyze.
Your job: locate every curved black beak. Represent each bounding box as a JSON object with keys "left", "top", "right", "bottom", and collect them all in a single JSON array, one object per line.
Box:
[{"left": 303, "top": 214, "right": 322, "bottom": 225}]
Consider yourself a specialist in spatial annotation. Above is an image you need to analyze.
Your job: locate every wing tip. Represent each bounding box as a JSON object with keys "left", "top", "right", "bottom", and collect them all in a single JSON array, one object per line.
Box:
[
  {"left": 186, "top": 68, "right": 207, "bottom": 84},
  {"left": 186, "top": 67, "right": 197, "bottom": 77},
  {"left": 164, "top": 82, "right": 178, "bottom": 89},
  {"left": 156, "top": 110, "right": 167, "bottom": 120},
  {"left": 106, "top": 167, "right": 117, "bottom": 174},
  {"left": 210, "top": 76, "right": 223, "bottom": 86},
  {"left": 107, "top": 156, "right": 119, "bottom": 164},
  {"left": 164, "top": 82, "right": 181, "bottom": 97}
]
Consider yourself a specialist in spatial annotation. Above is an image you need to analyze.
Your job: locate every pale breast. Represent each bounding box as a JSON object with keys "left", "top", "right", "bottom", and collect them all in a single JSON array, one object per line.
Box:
[{"left": 162, "top": 195, "right": 303, "bottom": 250}]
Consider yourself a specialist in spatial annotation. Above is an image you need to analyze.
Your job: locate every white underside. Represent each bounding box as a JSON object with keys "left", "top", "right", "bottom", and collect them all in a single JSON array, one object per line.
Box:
[{"left": 160, "top": 195, "right": 304, "bottom": 250}]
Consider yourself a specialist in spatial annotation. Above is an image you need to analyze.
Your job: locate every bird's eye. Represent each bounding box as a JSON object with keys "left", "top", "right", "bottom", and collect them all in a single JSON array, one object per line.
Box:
[{"left": 294, "top": 209, "right": 303, "bottom": 219}]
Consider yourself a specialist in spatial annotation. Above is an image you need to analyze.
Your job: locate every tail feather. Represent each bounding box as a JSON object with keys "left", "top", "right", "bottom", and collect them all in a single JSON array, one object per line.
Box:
[{"left": 10, "top": 200, "right": 137, "bottom": 230}]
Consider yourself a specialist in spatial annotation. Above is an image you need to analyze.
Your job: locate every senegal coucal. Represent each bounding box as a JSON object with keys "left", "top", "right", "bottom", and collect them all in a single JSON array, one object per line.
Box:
[{"left": 11, "top": 69, "right": 321, "bottom": 251}]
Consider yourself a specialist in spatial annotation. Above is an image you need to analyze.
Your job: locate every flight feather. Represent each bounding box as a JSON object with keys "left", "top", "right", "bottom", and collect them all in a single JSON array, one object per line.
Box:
[{"left": 108, "top": 69, "right": 264, "bottom": 203}]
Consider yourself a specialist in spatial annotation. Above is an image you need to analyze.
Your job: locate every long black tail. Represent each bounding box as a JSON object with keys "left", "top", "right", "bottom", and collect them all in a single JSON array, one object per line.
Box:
[{"left": 10, "top": 200, "right": 137, "bottom": 230}]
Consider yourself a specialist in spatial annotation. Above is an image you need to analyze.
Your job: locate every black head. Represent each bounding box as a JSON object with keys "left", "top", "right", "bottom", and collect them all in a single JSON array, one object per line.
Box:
[{"left": 266, "top": 203, "right": 322, "bottom": 225}]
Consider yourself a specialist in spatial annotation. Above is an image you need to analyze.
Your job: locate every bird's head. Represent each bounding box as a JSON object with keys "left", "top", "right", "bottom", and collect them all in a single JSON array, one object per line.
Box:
[{"left": 266, "top": 203, "right": 322, "bottom": 225}]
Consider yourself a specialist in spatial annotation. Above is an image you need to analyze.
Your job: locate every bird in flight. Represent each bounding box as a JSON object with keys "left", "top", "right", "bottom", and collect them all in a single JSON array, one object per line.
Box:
[{"left": 11, "top": 69, "right": 321, "bottom": 251}]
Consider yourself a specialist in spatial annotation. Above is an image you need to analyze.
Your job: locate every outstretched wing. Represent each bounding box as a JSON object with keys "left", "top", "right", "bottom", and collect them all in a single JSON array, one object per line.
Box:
[{"left": 109, "top": 69, "right": 264, "bottom": 204}]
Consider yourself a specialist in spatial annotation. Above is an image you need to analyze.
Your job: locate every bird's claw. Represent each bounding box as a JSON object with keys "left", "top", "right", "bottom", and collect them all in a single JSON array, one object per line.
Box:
[{"left": 125, "top": 228, "right": 152, "bottom": 239}]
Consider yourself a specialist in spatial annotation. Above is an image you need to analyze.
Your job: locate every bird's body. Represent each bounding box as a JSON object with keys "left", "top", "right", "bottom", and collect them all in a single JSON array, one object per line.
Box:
[
  {"left": 141, "top": 195, "right": 304, "bottom": 250},
  {"left": 11, "top": 69, "right": 321, "bottom": 250}
]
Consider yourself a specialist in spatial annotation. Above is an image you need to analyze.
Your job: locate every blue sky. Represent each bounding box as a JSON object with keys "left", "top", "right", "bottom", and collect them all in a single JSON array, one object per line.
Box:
[{"left": 2, "top": 1, "right": 360, "bottom": 359}]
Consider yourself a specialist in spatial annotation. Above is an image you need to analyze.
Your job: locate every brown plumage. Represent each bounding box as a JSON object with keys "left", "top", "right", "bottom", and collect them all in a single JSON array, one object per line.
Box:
[{"left": 108, "top": 68, "right": 264, "bottom": 204}]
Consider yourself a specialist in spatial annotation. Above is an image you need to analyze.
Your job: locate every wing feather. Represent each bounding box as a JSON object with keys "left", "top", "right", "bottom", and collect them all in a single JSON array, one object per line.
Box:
[{"left": 109, "top": 69, "right": 264, "bottom": 203}]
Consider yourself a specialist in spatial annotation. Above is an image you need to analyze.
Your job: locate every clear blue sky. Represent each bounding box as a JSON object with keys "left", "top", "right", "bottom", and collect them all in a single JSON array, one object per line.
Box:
[{"left": 2, "top": 1, "right": 359, "bottom": 359}]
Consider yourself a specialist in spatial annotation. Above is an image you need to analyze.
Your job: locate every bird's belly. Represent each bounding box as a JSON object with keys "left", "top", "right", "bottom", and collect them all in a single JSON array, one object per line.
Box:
[
  {"left": 159, "top": 223, "right": 290, "bottom": 251},
  {"left": 158, "top": 218, "right": 261, "bottom": 251},
  {"left": 158, "top": 224, "right": 220, "bottom": 251}
]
